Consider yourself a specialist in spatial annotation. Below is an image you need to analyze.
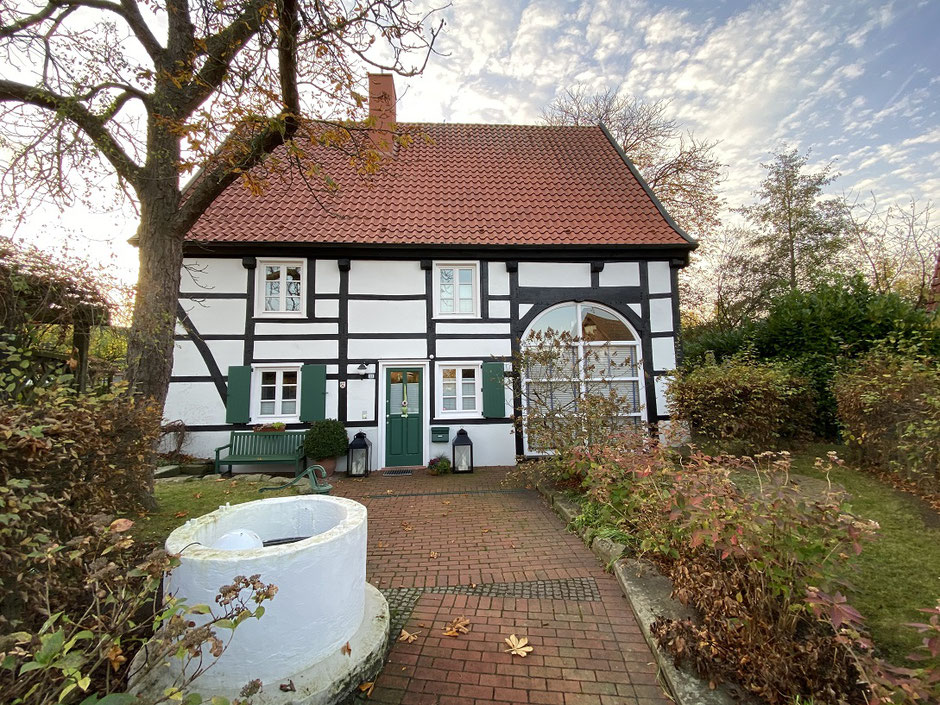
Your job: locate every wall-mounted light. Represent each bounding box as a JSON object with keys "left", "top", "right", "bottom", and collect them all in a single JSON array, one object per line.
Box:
[{"left": 357, "top": 363, "right": 368, "bottom": 378}]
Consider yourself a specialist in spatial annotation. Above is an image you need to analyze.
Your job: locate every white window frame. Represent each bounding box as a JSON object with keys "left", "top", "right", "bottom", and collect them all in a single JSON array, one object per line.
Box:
[
  {"left": 435, "top": 361, "right": 483, "bottom": 418},
  {"left": 250, "top": 363, "right": 302, "bottom": 423},
  {"left": 255, "top": 258, "right": 306, "bottom": 318},
  {"left": 432, "top": 261, "right": 480, "bottom": 319},
  {"left": 520, "top": 302, "right": 644, "bottom": 455}
]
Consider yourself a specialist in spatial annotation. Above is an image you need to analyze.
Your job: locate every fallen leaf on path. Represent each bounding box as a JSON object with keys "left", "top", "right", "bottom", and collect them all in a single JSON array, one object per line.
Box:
[
  {"left": 401, "top": 521, "right": 413, "bottom": 532},
  {"left": 429, "top": 551, "right": 439, "bottom": 559},
  {"left": 503, "top": 634, "right": 534, "bottom": 657},
  {"left": 174, "top": 511, "right": 188, "bottom": 518},
  {"left": 358, "top": 681, "right": 375, "bottom": 697},
  {"left": 398, "top": 629, "right": 420, "bottom": 643},
  {"left": 442, "top": 616, "right": 471, "bottom": 637},
  {"left": 341, "top": 641, "right": 351, "bottom": 656},
  {"left": 481, "top": 528, "right": 490, "bottom": 533},
  {"left": 442, "top": 500, "right": 452, "bottom": 505},
  {"left": 377, "top": 540, "right": 386, "bottom": 548},
  {"left": 385, "top": 489, "right": 394, "bottom": 495},
  {"left": 418, "top": 623, "right": 426, "bottom": 628}
]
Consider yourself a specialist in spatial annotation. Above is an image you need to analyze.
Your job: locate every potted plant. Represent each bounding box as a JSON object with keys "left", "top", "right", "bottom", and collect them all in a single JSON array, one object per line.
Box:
[
  {"left": 426, "top": 454, "right": 452, "bottom": 476},
  {"left": 253, "top": 421, "right": 286, "bottom": 433},
  {"left": 303, "top": 419, "right": 349, "bottom": 476}
]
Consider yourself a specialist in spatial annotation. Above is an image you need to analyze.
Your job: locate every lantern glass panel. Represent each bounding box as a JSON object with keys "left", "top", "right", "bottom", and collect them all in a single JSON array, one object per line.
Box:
[
  {"left": 350, "top": 448, "right": 367, "bottom": 475},
  {"left": 455, "top": 445, "right": 471, "bottom": 472}
]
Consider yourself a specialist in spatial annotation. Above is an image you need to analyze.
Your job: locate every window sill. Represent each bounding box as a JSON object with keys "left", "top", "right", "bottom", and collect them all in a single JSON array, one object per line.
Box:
[{"left": 253, "top": 311, "right": 306, "bottom": 320}]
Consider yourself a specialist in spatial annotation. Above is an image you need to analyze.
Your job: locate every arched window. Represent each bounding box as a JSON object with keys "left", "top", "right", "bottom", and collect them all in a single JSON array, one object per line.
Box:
[{"left": 521, "top": 302, "right": 643, "bottom": 453}]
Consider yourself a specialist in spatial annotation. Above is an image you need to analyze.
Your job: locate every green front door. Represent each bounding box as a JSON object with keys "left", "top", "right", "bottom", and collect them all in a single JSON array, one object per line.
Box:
[{"left": 385, "top": 368, "right": 423, "bottom": 466}]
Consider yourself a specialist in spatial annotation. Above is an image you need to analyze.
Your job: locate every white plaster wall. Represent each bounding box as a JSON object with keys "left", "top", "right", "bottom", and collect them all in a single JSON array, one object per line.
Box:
[
  {"left": 347, "top": 378, "right": 376, "bottom": 422},
  {"left": 649, "top": 298, "right": 674, "bottom": 333},
  {"left": 654, "top": 375, "right": 671, "bottom": 418},
  {"left": 428, "top": 423, "right": 515, "bottom": 467},
  {"left": 163, "top": 382, "right": 226, "bottom": 427},
  {"left": 488, "top": 263, "right": 510, "bottom": 295},
  {"left": 254, "top": 322, "right": 338, "bottom": 336},
  {"left": 252, "top": 339, "right": 338, "bottom": 360},
  {"left": 518, "top": 262, "right": 591, "bottom": 288},
  {"left": 171, "top": 340, "right": 209, "bottom": 376},
  {"left": 628, "top": 303, "right": 642, "bottom": 317},
  {"left": 519, "top": 303, "right": 533, "bottom": 319},
  {"left": 436, "top": 322, "right": 511, "bottom": 335},
  {"left": 652, "top": 337, "right": 677, "bottom": 371},
  {"left": 325, "top": 379, "right": 339, "bottom": 419},
  {"left": 163, "top": 496, "right": 367, "bottom": 687},
  {"left": 315, "top": 259, "right": 340, "bottom": 294},
  {"left": 348, "top": 299, "right": 427, "bottom": 334},
  {"left": 348, "top": 338, "right": 427, "bottom": 359},
  {"left": 599, "top": 261, "right": 640, "bottom": 287},
  {"left": 349, "top": 260, "right": 424, "bottom": 295},
  {"left": 206, "top": 340, "right": 244, "bottom": 373},
  {"left": 315, "top": 299, "right": 339, "bottom": 318},
  {"left": 489, "top": 299, "right": 510, "bottom": 319},
  {"left": 180, "top": 258, "right": 247, "bottom": 294},
  {"left": 173, "top": 430, "right": 232, "bottom": 459},
  {"left": 180, "top": 298, "right": 246, "bottom": 336},
  {"left": 435, "top": 337, "right": 512, "bottom": 359},
  {"left": 648, "top": 261, "right": 672, "bottom": 294}
]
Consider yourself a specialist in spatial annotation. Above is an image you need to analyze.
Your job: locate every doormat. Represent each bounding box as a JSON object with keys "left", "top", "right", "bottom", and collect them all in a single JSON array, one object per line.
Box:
[{"left": 383, "top": 468, "right": 413, "bottom": 477}]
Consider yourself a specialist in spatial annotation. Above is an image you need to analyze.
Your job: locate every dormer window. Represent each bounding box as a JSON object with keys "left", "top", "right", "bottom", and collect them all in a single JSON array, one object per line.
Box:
[
  {"left": 256, "top": 259, "right": 305, "bottom": 317},
  {"left": 433, "top": 262, "right": 479, "bottom": 318}
]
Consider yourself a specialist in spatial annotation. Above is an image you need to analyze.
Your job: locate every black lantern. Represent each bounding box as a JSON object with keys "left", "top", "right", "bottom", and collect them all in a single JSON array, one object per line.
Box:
[
  {"left": 347, "top": 431, "right": 371, "bottom": 477},
  {"left": 452, "top": 428, "right": 473, "bottom": 473}
]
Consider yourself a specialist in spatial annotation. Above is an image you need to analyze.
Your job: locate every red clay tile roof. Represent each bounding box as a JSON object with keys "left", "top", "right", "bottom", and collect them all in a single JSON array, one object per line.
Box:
[{"left": 187, "top": 123, "right": 694, "bottom": 248}]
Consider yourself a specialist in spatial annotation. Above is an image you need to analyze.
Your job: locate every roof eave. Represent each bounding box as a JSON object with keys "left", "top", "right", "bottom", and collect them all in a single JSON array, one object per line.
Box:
[{"left": 597, "top": 123, "right": 698, "bottom": 251}]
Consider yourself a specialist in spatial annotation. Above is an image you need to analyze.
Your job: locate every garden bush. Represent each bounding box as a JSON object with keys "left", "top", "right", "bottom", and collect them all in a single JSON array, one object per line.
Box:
[
  {"left": 834, "top": 344, "right": 940, "bottom": 492},
  {"left": 669, "top": 354, "right": 815, "bottom": 452},
  {"left": 558, "top": 438, "right": 938, "bottom": 704},
  {"left": 682, "top": 277, "right": 939, "bottom": 437}
]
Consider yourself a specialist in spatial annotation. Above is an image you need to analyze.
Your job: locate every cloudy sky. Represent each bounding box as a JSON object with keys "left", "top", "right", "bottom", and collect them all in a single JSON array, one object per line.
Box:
[{"left": 7, "top": 0, "right": 940, "bottom": 283}]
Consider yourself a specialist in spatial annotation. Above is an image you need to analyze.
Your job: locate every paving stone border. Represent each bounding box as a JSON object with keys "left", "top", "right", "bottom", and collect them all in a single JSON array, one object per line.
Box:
[{"left": 544, "top": 488, "right": 739, "bottom": 705}]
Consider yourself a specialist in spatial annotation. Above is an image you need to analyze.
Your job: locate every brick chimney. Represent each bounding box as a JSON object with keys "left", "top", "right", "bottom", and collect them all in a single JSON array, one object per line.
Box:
[{"left": 368, "top": 73, "right": 397, "bottom": 149}]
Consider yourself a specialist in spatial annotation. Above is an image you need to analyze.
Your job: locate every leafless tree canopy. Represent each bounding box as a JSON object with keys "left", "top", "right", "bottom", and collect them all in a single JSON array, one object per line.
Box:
[
  {"left": 0, "top": 0, "right": 443, "bottom": 402},
  {"left": 541, "top": 85, "right": 724, "bottom": 241}
]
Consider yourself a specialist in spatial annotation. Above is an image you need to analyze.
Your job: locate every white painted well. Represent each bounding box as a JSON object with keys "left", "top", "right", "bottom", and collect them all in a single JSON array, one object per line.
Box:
[{"left": 164, "top": 496, "right": 367, "bottom": 689}]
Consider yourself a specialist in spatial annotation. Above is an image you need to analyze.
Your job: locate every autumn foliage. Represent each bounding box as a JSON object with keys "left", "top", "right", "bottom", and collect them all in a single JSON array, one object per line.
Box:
[{"left": 553, "top": 438, "right": 938, "bottom": 703}]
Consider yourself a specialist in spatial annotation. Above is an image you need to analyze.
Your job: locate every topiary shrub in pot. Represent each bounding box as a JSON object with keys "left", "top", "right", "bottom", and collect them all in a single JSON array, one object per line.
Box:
[{"left": 304, "top": 419, "right": 349, "bottom": 476}]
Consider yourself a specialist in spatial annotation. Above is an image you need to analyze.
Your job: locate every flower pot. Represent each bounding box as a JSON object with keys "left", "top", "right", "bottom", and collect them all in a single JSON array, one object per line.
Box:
[{"left": 316, "top": 457, "right": 337, "bottom": 476}]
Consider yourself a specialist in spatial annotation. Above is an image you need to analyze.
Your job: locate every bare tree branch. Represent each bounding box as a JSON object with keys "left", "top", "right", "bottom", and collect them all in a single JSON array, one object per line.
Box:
[{"left": 0, "top": 79, "right": 141, "bottom": 186}]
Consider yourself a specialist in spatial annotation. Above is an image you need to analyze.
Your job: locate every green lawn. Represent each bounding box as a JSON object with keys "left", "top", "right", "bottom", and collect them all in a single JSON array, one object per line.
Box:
[
  {"left": 132, "top": 477, "right": 308, "bottom": 544},
  {"left": 784, "top": 444, "right": 940, "bottom": 667}
]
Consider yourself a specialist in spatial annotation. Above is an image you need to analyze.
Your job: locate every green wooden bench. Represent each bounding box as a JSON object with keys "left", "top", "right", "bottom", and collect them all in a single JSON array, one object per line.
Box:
[{"left": 214, "top": 430, "right": 307, "bottom": 475}]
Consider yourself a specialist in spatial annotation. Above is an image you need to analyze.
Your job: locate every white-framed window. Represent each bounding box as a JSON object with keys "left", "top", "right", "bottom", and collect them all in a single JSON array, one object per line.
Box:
[
  {"left": 521, "top": 302, "right": 643, "bottom": 454},
  {"left": 433, "top": 262, "right": 479, "bottom": 318},
  {"left": 435, "top": 362, "right": 483, "bottom": 417},
  {"left": 251, "top": 364, "right": 301, "bottom": 421},
  {"left": 256, "top": 259, "right": 305, "bottom": 317}
]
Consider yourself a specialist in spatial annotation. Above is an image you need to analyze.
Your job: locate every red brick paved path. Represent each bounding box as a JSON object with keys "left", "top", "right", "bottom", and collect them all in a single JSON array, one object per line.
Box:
[{"left": 332, "top": 467, "right": 670, "bottom": 705}]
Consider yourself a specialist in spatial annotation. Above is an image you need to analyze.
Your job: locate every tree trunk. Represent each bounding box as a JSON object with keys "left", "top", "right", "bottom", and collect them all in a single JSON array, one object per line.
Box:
[
  {"left": 124, "top": 178, "right": 185, "bottom": 511},
  {"left": 125, "top": 200, "right": 184, "bottom": 407}
]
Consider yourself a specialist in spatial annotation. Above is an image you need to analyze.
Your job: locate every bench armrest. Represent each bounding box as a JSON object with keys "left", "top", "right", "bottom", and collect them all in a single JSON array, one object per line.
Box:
[{"left": 214, "top": 443, "right": 232, "bottom": 459}]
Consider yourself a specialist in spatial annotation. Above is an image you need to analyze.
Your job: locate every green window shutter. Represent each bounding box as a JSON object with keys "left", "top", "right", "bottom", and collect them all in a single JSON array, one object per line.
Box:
[
  {"left": 481, "top": 361, "right": 505, "bottom": 418},
  {"left": 300, "top": 364, "right": 327, "bottom": 422},
  {"left": 225, "top": 366, "right": 251, "bottom": 423}
]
